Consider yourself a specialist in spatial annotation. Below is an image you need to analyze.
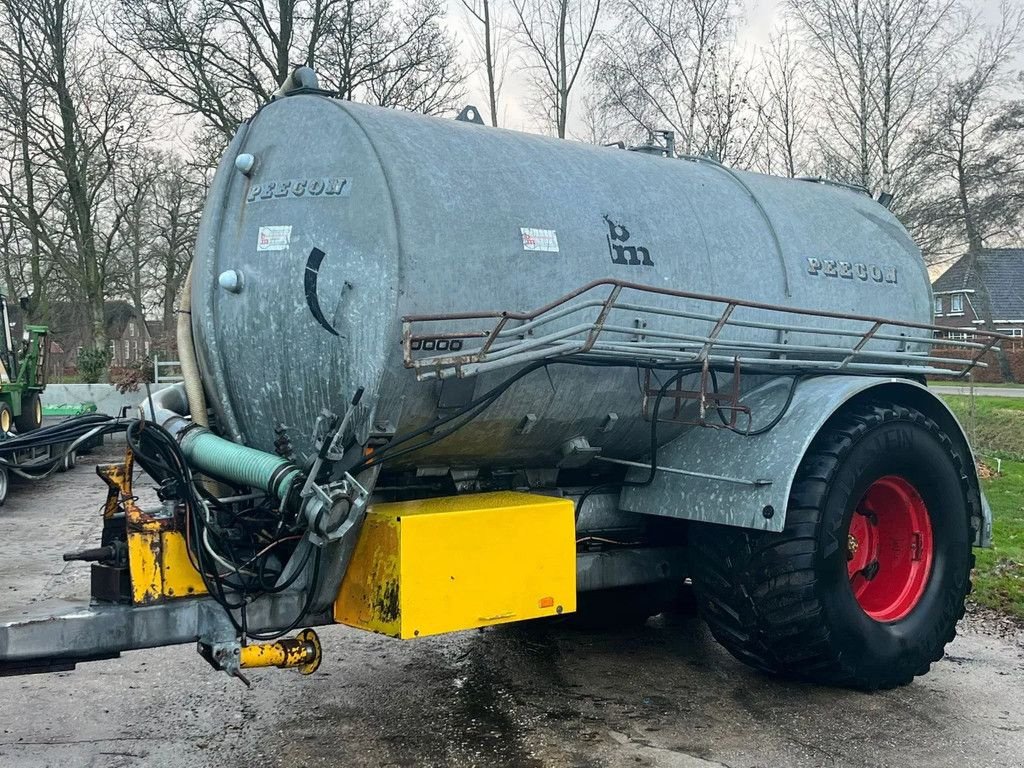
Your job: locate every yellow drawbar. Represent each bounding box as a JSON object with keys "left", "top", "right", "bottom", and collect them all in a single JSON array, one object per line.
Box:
[{"left": 334, "top": 491, "right": 576, "bottom": 638}]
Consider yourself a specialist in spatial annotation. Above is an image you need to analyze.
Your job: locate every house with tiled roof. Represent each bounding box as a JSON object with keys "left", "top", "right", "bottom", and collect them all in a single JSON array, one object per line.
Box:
[
  {"left": 7, "top": 300, "right": 159, "bottom": 372},
  {"left": 932, "top": 248, "right": 1024, "bottom": 349}
]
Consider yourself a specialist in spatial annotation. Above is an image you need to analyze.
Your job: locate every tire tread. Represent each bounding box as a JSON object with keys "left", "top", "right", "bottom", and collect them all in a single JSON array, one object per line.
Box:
[{"left": 688, "top": 401, "right": 973, "bottom": 690}]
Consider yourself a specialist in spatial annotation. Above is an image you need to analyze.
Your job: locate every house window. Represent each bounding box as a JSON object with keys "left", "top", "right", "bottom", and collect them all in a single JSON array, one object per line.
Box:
[
  {"left": 934, "top": 296, "right": 943, "bottom": 315},
  {"left": 123, "top": 340, "right": 129, "bottom": 359},
  {"left": 946, "top": 331, "right": 975, "bottom": 342},
  {"left": 997, "top": 328, "right": 1024, "bottom": 337},
  {"left": 950, "top": 294, "right": 964, "bottom": 314}
]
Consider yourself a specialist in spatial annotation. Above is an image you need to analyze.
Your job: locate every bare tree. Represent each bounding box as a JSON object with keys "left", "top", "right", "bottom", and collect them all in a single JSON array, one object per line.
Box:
[
  {"left": 698, "top": 51, "right": 762, "bottom": 165},
  {"left": 112, "top": 0, "right": 466, "bottom": 144},
  {"left": 787, "top": 0, "right": 878, "bottom": 188},
  {"left": 755, "top": 25, "right": 809, "bottom": 177},
  {"left": 114, "top": 156, "right": 158, "bottom": 317},
  {"left": 575, "top": 79, "right": 620, "bottom": 143},
  {"left": 591, "top": 0, "right": 761, "bottom": 164},
  {"left": 460, "top": 0, "right": 511, "bottom": 125},
  {"left": 787, "top": 0, "right": 959, "bottom": 194},
  {"left": 0, "top": 0, "right": 65, "bottom": 322},
  {"left": 148, "top": 156, "right": 205, "bottom": 341},
  {"left": 510, "top": 0, "right": 601, "bottom": 137},
  {"left": 102, "top": 149, "right": 205, "bottom": 345},
  {"left": 869, "top": 0, "right": 962, "bottom": 195},
  {"left": 0, "top": 0, "right": 149, "bottom": 356},
  {"left": 904, "top": 2, "right": 1024, "bottom": 259}
]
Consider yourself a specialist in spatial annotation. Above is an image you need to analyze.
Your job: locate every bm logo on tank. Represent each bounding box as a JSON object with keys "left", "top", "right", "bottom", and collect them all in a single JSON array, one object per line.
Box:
[{"left": 605, "top": 216, "right": 654, "bottom": 267}]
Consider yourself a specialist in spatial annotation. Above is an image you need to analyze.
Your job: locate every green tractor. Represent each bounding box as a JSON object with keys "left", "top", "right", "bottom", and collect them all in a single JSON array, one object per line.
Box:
[{"left": 0, "top": 294, "right": 47, "bottom": 435}]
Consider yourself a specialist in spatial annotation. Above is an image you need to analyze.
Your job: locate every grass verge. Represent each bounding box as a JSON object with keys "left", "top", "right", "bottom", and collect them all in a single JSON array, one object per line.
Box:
[
  {"left": 938, "top": 396, "right": 1024, "bottom": 619},
  {"left": 941, "top": 395, "right": 1024, "bottom": 461},
  {"left": 973, "top": 459, "right": 1024, "bottom": 621}
]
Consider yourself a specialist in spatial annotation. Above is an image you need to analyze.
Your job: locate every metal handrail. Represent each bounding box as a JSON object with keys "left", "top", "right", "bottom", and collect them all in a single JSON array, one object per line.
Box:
[{"left": 401, "top": 279, "right": 1009, "bottom": 381}]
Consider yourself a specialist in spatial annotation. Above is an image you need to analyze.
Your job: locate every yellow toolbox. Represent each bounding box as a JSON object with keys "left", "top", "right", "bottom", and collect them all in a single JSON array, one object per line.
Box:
[{"left": 335, "top": 491, "right": 576, "bottom": 638}]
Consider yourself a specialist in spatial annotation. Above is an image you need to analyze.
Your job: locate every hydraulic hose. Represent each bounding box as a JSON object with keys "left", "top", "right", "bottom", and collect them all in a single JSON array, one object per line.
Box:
[{"left": 177, "top": 266, "right": 209, "bottom": 427}]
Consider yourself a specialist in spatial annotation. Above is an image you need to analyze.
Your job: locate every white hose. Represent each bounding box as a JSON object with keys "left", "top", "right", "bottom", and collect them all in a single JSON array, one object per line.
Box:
[{"left": 177, "top": 265, "right": 209, "bottom": 427}]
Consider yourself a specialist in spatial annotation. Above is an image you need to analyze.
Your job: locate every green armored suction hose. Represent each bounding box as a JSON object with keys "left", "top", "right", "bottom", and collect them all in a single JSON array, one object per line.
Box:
[{"left": 178, "top": 428, "right": 301, "bottom": 503}]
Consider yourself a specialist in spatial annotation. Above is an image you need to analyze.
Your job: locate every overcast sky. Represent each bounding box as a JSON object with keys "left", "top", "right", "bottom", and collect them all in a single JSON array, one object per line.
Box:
[{"left": 449, "top": 0, "right": 1020, "bottom": 136}]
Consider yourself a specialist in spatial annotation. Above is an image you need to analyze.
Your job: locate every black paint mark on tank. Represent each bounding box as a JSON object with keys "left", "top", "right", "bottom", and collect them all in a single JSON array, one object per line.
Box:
[
  {"left": 304, "top": 247, "right": 340, "bottom": 336},
  {"left": 604, "top": 215, "right": 654, "bottom": 266}
]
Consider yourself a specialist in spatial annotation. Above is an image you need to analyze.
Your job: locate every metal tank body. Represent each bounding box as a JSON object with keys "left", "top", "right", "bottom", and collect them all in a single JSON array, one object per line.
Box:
[{"left": 191, "top": 93, "right": 932, "bottom": 467}]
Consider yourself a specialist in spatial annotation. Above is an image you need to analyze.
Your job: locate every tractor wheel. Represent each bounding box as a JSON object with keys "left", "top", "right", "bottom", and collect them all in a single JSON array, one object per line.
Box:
[
  {"left": 0, "top": 403, "right": 12, "bottom": 434},
  {"left": 0, "top": 468, "right": 7, "bottom": 506},
  {"left": 688, "top": 402, "right": 973, "bottom": 690},
  {"left": 14, "top": 393, "right": 42, "bottom": 433}
]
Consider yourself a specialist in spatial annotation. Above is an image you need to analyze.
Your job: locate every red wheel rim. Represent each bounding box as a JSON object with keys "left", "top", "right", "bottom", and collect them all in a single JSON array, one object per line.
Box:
[{"left": 847, "top": 476, "right": 934, "bottom": 622}]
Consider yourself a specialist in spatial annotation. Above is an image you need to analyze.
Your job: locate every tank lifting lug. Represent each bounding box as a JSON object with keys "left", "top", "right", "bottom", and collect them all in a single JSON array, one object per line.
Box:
[{"left": 558, "top": 436, "right": 602, "bottom": 468}]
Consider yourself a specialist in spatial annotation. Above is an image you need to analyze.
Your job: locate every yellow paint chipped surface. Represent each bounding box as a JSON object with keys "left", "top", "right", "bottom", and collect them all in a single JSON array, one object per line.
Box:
[
  {"left": 129, "top": 530, "right": 207, "bottom": 604},
  {"left": 160, "top": 532, "right": 207, "bottom": 599},
  {"left": 335, "top": 492, "right": 576, "bottom": 639}
]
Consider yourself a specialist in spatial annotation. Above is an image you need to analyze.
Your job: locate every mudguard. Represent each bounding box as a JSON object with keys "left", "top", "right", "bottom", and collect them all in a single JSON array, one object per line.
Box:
[{"left": 619, "top": 375, "right": 991, "bottom": 546}]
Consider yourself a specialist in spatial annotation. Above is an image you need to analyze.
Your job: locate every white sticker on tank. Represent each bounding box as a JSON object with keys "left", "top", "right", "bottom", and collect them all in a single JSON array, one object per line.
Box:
[
  {"left": 257, "top": 225, "right": 292, "bottom": 251},
  {"left": 521, "top": 228, "right": 559, "bottom": 252}
]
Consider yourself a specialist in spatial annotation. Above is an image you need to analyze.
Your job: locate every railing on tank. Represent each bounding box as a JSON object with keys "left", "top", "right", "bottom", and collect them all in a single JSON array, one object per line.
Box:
[{"left": 400, "top": 279, "right": 1009, "bottom": 383}]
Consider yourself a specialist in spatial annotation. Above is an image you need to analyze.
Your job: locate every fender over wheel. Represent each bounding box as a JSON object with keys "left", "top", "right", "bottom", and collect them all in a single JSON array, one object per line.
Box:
[{"left": 688, "top": 402, "right": 973, "bottom": 690}]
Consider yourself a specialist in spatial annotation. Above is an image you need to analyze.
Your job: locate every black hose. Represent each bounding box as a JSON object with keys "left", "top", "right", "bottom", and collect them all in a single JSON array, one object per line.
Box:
[{"left": 708, "top": 369, "right": 804, "bottom": 436}]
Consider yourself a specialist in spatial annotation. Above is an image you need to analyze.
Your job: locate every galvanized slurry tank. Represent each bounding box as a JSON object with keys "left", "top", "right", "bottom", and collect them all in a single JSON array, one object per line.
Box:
[{"left": 192, "top": 94, "right": 932, "bottom": 463}]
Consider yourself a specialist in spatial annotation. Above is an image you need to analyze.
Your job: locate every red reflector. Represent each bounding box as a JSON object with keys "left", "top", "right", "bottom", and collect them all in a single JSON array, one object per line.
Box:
[{"left": 538, "top": 596, "right": 554, "bottom": 608}]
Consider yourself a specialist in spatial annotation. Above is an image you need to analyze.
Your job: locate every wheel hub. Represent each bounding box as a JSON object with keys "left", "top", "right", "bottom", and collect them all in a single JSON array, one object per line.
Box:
[{"left": 847, "top": 475, "right": 934, "bottom": 622}]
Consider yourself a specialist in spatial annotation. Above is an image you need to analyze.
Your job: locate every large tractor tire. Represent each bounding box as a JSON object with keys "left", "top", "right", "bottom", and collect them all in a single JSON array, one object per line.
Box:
[
  {"left": 14, "top": 393, "right": 42, "bottom": 433},
  {"left": 0, "top": 403, "right": 12, "bottom": 434},
  {"left": 689, "top": 402, "right": 973, "bottom": 690},
  {"left": 0, "top": 467, "right": 7, "bottom": 506}
]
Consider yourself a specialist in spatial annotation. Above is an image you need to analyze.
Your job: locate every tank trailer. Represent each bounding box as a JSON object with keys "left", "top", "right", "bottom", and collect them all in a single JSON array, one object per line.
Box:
[{"left": 0, "top": 69, "right": 1006, "bottom": 690}]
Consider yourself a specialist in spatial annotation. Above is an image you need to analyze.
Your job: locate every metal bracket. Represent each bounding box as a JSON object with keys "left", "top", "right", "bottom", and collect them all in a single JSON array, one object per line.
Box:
[
  {"left": 642, "top": 358, "right": 751, "bottom": 429},
  {"left": 455, "top": 105, "right": 485, "bottom": 125},
  {"left": 558, "top": 436, "right": 602, "bottom": 468}
]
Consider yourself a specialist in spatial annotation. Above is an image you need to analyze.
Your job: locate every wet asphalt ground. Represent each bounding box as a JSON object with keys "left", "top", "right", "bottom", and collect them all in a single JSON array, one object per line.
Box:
[{"left": 0, "top": 446, "right": 1022, "bottom": 768}]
